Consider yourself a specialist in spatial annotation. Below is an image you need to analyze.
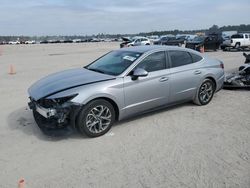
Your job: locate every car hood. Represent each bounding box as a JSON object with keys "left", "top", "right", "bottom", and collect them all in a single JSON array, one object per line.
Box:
[
  {"left": 122, "top": 37, "right": 132, "bottom": 42},
  {"left": 28, "top": 68, "right": 115, "bottom": 100}
]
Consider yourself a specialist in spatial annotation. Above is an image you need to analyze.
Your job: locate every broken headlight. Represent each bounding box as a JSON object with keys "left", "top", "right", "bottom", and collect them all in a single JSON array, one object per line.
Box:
[{"left": 38, "top": 94, "right": 78, "bottom": 108}]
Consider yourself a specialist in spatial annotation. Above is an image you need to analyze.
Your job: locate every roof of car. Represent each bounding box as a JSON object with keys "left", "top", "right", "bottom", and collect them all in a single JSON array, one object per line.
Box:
[{"left": 118, "top": 45, "right": 192, "bottom": 53}]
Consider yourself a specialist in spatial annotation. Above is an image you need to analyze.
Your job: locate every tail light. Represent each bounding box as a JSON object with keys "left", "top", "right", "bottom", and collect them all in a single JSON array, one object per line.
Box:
[{"left": 220, "top": 62, "right": 224, "bottom": 69}]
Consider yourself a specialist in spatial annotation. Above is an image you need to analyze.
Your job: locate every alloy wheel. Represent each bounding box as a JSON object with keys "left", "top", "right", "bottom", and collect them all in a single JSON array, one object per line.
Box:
[
  {"left": 85, "top": 105, "right": 112, "bottom": 134},
  {"left": 199, "top": 81, "right": 214, "bottom": 104}
]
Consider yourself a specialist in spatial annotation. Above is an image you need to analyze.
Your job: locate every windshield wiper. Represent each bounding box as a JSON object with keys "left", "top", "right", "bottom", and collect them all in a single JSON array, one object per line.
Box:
[{"left": 87, "top": 68, "right": 105, "bottom": 74}]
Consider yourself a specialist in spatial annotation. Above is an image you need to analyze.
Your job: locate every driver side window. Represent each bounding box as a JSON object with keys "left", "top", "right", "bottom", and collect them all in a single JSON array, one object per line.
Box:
[{"left": 135, "top": 51, "right": 166, "bottom": 72}]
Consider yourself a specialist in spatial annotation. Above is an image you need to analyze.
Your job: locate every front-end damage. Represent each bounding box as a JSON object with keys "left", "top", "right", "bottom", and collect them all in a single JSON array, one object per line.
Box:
[{"left": 28, "top": 94, "right": 82, "bottom": 135}]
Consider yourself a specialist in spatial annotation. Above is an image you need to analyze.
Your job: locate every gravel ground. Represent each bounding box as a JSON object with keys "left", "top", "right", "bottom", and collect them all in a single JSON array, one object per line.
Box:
[{"left": 0, "top": 43, "right": 249, "bottom": 188}]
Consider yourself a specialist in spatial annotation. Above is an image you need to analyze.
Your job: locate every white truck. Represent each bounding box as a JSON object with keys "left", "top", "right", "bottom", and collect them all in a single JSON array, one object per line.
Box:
[{"left": 221, "top": 33, "right": 250, "bottom": 50}]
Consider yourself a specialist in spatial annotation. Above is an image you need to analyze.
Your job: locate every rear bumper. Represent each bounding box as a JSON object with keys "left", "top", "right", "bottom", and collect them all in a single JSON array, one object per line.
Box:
[{"left": 216, "top": 75, "right": 225, "bottom": 92}]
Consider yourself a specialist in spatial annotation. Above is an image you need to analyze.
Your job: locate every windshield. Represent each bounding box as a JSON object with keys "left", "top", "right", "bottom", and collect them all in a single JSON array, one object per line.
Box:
[
  {"left": 86, "top": 51, "right": 142, "bottom": 76},
  {"left": 193, "top": 36, "right": 205, "bottom": 42}
]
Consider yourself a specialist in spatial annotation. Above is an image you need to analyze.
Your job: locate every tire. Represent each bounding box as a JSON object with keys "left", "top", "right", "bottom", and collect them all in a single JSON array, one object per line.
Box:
[
  {"left": 76, "top": 99, "right": 115, "bottom": 137},
  {"left": 235, "top": 43, "right": 240, "bottom": 50},
  {"left": 193, "top": 79, "right": 215, "bottom": 106}
]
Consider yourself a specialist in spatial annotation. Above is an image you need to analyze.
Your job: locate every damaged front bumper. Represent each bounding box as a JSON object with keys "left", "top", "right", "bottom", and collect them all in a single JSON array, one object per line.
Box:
[{"left": 28, "top": 98, "right": 82, "bottom": 133}]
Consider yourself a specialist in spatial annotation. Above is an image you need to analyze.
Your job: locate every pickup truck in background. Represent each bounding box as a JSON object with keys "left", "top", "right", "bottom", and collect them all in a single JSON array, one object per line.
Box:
[{"left": 221, "top": 33, "right": 250, "bottom": 50}]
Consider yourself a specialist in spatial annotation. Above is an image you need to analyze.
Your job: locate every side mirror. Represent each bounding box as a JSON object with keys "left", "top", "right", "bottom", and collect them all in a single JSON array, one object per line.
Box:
[{"left": 131, "top": 68, "right": 148, "bottom": 80}]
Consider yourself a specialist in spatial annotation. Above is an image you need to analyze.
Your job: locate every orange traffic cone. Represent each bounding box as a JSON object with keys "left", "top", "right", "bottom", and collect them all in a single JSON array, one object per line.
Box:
[
  {"left": 18, "top": 178, "right": 25, "bottom": 188},
  {"left": 9, "top": 64, "right": 16, "bottom": 75},
  {"left": 200, "top": 46, "right": 205, "bottom": 53}
]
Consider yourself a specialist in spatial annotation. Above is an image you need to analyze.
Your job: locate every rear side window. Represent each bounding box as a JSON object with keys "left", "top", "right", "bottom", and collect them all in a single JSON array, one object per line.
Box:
[
  {"left": 169, "top": 51, "right": 193, "bottom": 68},
  {"left": 231, "top": 34, "right": 243, "bottom": 39},
  {"left": 136, "top": 51, "right": 166, "bottom": 72},
  {"left": 245, "top": 34, "right": 249, "bottom": 39},
  {"left": 190, "top": 53, "right": 203, "bottom": 62}
]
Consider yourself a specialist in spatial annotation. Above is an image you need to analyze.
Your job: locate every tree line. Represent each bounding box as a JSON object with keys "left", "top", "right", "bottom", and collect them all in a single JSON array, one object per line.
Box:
[{"left": 1, "top": 24, "right": 250, "bottom": 42}]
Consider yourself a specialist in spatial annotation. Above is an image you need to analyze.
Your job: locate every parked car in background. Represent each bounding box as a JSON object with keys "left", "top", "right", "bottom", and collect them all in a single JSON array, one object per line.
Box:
[
  {"left": 25, "top": 40, "right": 36, "bottom": 44},
  {"left": 185, "top": 35, "right": 197, "bottom": 41},
  {"left": 221, "top": 33, "right": 250, "bottom": 51},
  {"left": 0, "top": 41, "right": 7, "bottom": 45},
  {"left": 222, "top": 31, "right": 237, "bottom": 41},
  {"left": 153, "top": 35, "right": 175, "bottom": 45},
  {"left": 120, "top": 37, "right": 150, "bottom": 48},
  {"left": 28, "top": 46, "right": 224, "bottom": 137},
  {"left": 62, "top": 39, "right": 73, "bottom": 43},
  {"left": 186, "top": 34, "right": 222, "bottom": 51},
  {"left": 154, "top": 36, "right": 185, "bottom": 46},
  {"left": 72, "top": 39, "right": 81, "bottom": 43},
  {"left": 8, "top": 41, "right": 20, "bottom": 45},
  {"left": 148, "top": 35, "right": 159, "bottom": 43}
]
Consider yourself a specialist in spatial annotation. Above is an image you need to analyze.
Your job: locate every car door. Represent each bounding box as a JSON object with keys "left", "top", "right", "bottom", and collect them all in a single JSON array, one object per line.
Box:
[
  {"left": 123, "top": 51, "right": 170, "bottom": 116},
  {"left": 134, "top": 39, "right": 141, "bottom": 46},
  {"left": 244, "top": 34, "right": 250, "bottom": 46},
  {"left": 168, "top": 50, "right": 203, "bottom": 103},
  {"left": 141, "top": 38, "right": 147, "bottom": 45},
  {"left": 204, "top": 37, "right": 215, "bottom": 50}
]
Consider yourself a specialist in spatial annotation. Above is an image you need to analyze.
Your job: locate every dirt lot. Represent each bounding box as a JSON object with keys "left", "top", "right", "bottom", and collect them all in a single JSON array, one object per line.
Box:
[{"left": 0, "top": 43, "right": 249, "bottom": 188}]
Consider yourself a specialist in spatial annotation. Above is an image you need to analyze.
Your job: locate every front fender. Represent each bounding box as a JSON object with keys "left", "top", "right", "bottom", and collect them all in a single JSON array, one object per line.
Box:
[{"left": 47, "top": 78, "right": 124, "bottom": 112}]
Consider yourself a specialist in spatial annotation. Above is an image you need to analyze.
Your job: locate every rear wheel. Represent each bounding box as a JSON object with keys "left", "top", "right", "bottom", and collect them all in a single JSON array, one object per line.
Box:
[
  {"left": 76, "top": 99, "right": 115, "bottom": 137},
  {"left": 194, "top": 79, "right": 215, "bottom": 105},
  {"left": 235, "top": 43, "right": 240, "bottom": 50}
]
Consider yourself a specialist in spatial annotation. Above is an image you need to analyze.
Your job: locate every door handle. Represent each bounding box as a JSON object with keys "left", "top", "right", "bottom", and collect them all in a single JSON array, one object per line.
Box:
[
  {"left": 159, "top": 77, "right": 169, "bottom": 82},
  {"left": 194, "top": 70, "right": 202, "bottom": 75}
]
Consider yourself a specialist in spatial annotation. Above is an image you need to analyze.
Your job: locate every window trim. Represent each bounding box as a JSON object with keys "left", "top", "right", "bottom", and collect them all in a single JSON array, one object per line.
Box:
[
  {"left": 168, "top": 50, "right": 194, "bottom": 68},
  {"left": 189, "top": 52, "right": 203, "bottom": 63},
  {"left": 125, "top": 50, "right": 169, "bottom": 76}
]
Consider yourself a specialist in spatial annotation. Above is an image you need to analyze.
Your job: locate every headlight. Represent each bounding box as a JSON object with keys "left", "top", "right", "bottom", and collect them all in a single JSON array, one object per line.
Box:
[
  {"left": 53, "top": 94, "right": 78, "bottom": 104},
  {"left": 38, "top": 94, "right": 78, "bottom": 108}
]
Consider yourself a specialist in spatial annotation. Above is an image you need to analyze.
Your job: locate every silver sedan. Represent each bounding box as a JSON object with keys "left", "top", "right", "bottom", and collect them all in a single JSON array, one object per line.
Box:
[{"left": 28, "top": 46, "right": 224, "bottom": 137}]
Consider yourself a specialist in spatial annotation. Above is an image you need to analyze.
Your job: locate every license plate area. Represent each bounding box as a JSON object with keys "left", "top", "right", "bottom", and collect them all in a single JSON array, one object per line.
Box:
[{"left": 36, "top": 104, "right": 56, "bottom": 118}]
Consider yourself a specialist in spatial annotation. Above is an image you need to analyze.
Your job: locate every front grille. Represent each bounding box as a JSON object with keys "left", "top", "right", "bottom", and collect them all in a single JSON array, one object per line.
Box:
[{"left": 37, "top": 99, "right": 56, "bottom": 108}]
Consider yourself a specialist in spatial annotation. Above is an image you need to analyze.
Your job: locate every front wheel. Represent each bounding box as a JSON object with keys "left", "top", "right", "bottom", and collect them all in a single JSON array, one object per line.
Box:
[
  {"left": 76, "top": 99, "right": 115, "bottom": 137},
  {"left": 193, "top": 79, "right": 215, "bottom": 105}
]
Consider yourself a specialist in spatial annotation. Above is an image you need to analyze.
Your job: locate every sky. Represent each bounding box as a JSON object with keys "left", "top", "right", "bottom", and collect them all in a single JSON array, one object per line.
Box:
[{"left": 0, "top": 0, "right": 250, "bottom": 36}]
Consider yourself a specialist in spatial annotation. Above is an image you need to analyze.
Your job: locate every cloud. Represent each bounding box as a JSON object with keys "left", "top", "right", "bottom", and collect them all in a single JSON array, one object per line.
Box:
[{"left": 0, "top": 0, "right": 250, "bottom": 35}]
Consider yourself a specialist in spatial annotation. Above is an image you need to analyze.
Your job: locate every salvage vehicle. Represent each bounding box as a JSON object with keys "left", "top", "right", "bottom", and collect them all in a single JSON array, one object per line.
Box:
[
  {"left": 28, "top": 46, "right": 224, "bottom": 137},
  {"left": 120, "top": 37, "right": 150, "bottom": 48},
  {"left": 224, "top": 64, "right": 250, "bottom": 89},
  {"left": 221, "top": 33, "right": 250, "bottom": 51},
  {"left": 185, "top": 34, "right": 222, "bottom": 51},
  {"left": 224, "top": 53, "right": 250, "bottom": 89}
]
